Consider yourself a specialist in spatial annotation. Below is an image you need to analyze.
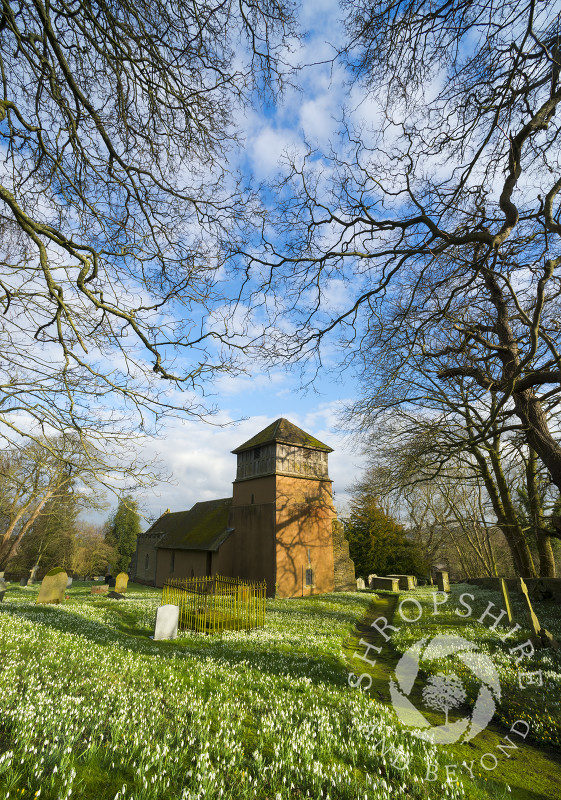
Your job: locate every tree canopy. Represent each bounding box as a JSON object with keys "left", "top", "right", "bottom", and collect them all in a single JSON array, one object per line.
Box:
[
  {"left": 249, "top": 0, "right": 561, "bottom": 498},
  {"left": 0, "top": 0, "right": 296, "bottom": 461}
]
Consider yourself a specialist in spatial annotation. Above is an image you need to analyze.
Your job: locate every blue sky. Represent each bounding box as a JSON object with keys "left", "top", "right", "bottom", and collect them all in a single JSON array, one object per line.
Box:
[{"left": 92, "top": 0, "right": 370, "bottom": 527}]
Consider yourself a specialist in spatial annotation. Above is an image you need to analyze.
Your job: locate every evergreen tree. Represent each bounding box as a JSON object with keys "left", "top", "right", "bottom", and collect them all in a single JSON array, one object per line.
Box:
[
  {"left": 345, "top": 483, "right": 424, "bottom": 579},
  {"left": 106, "top": 496, "right": 142, "bottom": 574}
]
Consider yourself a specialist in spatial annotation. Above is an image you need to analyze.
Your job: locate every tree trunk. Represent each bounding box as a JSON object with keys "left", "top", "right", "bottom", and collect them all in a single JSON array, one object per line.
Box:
[
  {"left": 514, "top": 388, "right": 561, "bottom": 496},
  {"left": 525, "top": 446, "right": 556, "bottom": 577}
]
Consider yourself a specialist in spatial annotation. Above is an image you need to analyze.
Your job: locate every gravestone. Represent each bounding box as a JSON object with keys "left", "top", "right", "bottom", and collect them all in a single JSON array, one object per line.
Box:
[
  {"left": 151, "top": 604, "right": 179, "bottom": 640},
  {"left": 115, "top": 572, "right": 129, "bottom": 594},
  {"left": 108, "top": 591, "right": 125, "bottom": 600},
  {"left": 356, "top": 577, "right": 366, "bottom": 590},
  {"left": 388, "top": 575, "right": 417, "bottom": 590},
  {"left": 91, "top": 584, "right": 109, "bottom": 595},
  {"left": 369, "top": 576, "right": 400, "bottom": 592},
  {"left": 66, "top": 576, "right": 73, "bottom": 588},
  {"left": 500, "top": 578, "right": 514, "bottom": 624},
  {"left": 19, "top": 577, "right": 27, "bottom": 586},
  {"left": 104, "top": 574, "right": 116, "bottom": 587},
  {"left": 436, "top": 571, "right": 450, "bottom": 592},
  {"left": 27, "top": 565, "right": 39, "bottom": 585},
  {"left": 36, "top": 568, "right": 68, "bottom": 605},
  {"left": 519, "top": 578, "right": 560, "bottom": 650},
  {"left": 0, "top": 576, "right": 7, "bottom": 602}
]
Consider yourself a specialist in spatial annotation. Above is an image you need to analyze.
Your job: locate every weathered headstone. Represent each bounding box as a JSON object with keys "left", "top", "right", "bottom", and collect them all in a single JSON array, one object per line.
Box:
[
  {"left": 369, "top": 576, "right": 400, "bottom": 592},
  {"left": 151, "top": 604, "right": 179, "bottom": 640},
  {"left": 19, "top": 577, "right": 27, "bottom": 586},
  {"left": 66, "top": 576, "right": 73, "bottom": 588},
  {"left": 115, "top": 572, "right": 129, "bottom": 593},
  {"left": 500, "top": 578, "right": 514, "bottom": 624},
  {"left": 436, "top": 571, "right": 450, "bottom": 592},
  {"left": 388, "top": 575, "right": 417, "bottom": 590},
  {"left": 0, "top": 576, "right": 7, "bottom": 602},
  {"left": 520, "top": 578, "right": 560, "bottom": 650},
  {"left": 27, "top": 565, "right": 39, "bottom": 585},
  {"left": 356, "top": 577, "right": 366, "bottom": 590},
  {"left": 36, "top": 568, "right": 68, "bottom": 605},
  {"left": 107, "top": 591, "right": 125, "bottom": 600},
  {"left": 91, "top": 584, "right": 109, "bottom": 595}
]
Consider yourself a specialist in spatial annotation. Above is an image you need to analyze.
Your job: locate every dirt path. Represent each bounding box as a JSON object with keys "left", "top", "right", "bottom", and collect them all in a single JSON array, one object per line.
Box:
[{"left": 343, "top": 593, "right": 561, "bottom": 800}]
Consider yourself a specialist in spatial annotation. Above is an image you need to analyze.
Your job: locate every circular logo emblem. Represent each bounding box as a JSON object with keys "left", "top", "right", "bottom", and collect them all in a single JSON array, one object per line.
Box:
[{"left": 389, "top": 634, "right": 501, "bottom": 744}]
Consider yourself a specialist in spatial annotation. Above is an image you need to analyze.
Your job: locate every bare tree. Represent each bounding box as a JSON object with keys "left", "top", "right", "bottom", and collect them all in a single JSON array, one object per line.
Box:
[
  {"left": 0, "top": 0, "right": 296, "bottom": 457},
  {"left": 0, "top": 435, "right": 114, "bottom": 570},
  {"left": 249, "top": 1, "right": 561, "bottom": 497}
]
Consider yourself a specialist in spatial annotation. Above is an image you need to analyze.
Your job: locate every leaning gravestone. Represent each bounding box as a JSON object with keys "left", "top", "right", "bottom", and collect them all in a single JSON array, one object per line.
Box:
[
  {"left": 36, "top": 568, "right": 68, "bottom": 605},
  {"left": 0, "top": 576, "right": 7, "bottom": 602},
  {"left": 151, "top": 604, "right": 179, "bottom": 640},
  {"left": 115, "top": 572, "right": 129, "bottom": 594},
  {"left": 519, "top": 578, "right": 560, "bottom": 650},
  {"left": 500, "top": 578, "right": 514, "bottom": 624},
  {"left": 436, "top": 571, "right": 450, "bottom": 592},
  {"left": 108, "top": 591, "right": 125, "bottom": 600}
]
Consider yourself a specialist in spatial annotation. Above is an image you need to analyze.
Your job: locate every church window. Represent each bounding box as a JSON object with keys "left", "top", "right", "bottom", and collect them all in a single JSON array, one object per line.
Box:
[
  {"left": 254, "top": 447, "right": 261, "bottom": 459},
  {"left": 305, "top": 568, "right": 314, "bottom": 587},
  {"left": 170, "top": 551, "right": 175, "bottom": 573},
  {"left": 251, "top": 494, "right": 255, "bottom": 504},
  {"left": 145, "top": 554, "right": 149, "bottom": 571}
]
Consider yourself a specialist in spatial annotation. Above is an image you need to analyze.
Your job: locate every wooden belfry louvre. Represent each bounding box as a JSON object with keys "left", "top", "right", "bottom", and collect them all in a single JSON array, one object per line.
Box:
[{"left": 162, "top": 575, "right": 266, "bottom": 634}]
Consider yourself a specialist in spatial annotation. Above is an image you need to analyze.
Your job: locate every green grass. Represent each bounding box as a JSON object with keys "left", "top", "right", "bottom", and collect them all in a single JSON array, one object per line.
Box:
[
  {"left": 0, "top": 580, "right": 558, "bottom": 799},
  {"left": 345, "top": 586, "right": 561, "bottom": 800}
]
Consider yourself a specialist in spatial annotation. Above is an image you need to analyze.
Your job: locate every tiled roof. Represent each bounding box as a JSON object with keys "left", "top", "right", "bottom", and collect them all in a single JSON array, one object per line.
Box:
[
  {"left": 232, "top": 418, "right": 332, "bottom": 454},
  {"left": 144, "top": 498, "right": 233, "bottom": 551}
]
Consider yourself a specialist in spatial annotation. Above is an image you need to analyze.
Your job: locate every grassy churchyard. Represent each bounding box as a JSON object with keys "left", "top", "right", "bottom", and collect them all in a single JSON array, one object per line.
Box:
[{"left": 0, "top": 581, "right": 560, "bottom": 800}]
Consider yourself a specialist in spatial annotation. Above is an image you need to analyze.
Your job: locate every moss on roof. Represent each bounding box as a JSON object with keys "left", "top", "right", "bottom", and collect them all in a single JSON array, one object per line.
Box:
[
  {"left": 145, "top": 498, "right": 233, "bottom": 551},
  {"left": 232, "top": 418, "right": 332, "bottom": 454}
]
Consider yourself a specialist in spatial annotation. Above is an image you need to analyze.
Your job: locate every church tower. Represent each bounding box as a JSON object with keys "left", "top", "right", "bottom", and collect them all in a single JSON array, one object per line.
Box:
[{"left": 230, "top": 418, "right": 338, "bottom": 597}]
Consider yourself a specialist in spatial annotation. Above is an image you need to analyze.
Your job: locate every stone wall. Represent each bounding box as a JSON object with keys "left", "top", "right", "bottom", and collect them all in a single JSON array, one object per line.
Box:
[
  {"left": 332, "top": 520, "right": 356, "bottom": 592},
  {"left": 466, "top": 576, "right": 561, "bottom": 600}
]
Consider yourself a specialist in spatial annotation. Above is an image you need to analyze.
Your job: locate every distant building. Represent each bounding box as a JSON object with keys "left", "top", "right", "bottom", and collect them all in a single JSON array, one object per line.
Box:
[{"left": 133, "top": 418, "right": 355, "bottom": 597}]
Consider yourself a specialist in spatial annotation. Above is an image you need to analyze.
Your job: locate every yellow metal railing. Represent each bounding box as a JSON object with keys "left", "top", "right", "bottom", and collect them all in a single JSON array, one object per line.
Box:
[{"left": 161, "top": 575, "right": 266, "bottom": 634}]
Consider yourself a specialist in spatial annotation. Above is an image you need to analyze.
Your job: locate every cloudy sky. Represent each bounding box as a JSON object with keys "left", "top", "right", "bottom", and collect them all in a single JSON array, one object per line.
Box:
[{"left": 95, "top": 0, "right": 370, "bottom": 527}]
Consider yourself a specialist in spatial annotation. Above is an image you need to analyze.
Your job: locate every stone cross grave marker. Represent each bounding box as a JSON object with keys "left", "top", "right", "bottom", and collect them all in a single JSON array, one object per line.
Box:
[
  {"left": 500, "top": 578, "right": 514, "bottom": 624},
  {"left": 436, "top": 571, "right": 450, "bottom": 592},
  {"left": 151, "top": 604, "right": 179, "bottom": 640},
  {"left": 115, "top": 572, "right": 129, "bottom": 593},
  {"left": 36, "top": 568, "right": 68, "bottom": 605},
  {"left": 0, "top": 576, "right": 7, "bottom": 602}
]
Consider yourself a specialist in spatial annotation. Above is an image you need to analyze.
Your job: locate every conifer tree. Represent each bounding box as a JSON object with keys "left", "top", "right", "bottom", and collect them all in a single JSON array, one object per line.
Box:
[{"left": 106, "top": 496, "right": 142, "bottom": 574}]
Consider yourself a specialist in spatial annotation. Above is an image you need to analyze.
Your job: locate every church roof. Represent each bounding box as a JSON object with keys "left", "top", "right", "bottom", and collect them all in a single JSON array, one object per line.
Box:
[
  {"left": 232, "top": 418, "right": 332, "bottom": 454},
  {"left": 147, "top": 498, "right": 234, "bottom": 551}
]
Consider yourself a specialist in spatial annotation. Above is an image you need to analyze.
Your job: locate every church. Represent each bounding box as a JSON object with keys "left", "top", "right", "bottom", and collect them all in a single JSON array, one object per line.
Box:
[{"left": 132, "top": 418, "right": 355, "bottom": 597}]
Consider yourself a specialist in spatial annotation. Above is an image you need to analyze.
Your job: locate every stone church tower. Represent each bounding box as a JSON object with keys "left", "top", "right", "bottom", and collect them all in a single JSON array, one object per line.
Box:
[
  {"left": 133, "top": 417, "right": 355, "bottom": 596},
  {"left": 229, "top": 418, "right": 354, "bottom": 597}
]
